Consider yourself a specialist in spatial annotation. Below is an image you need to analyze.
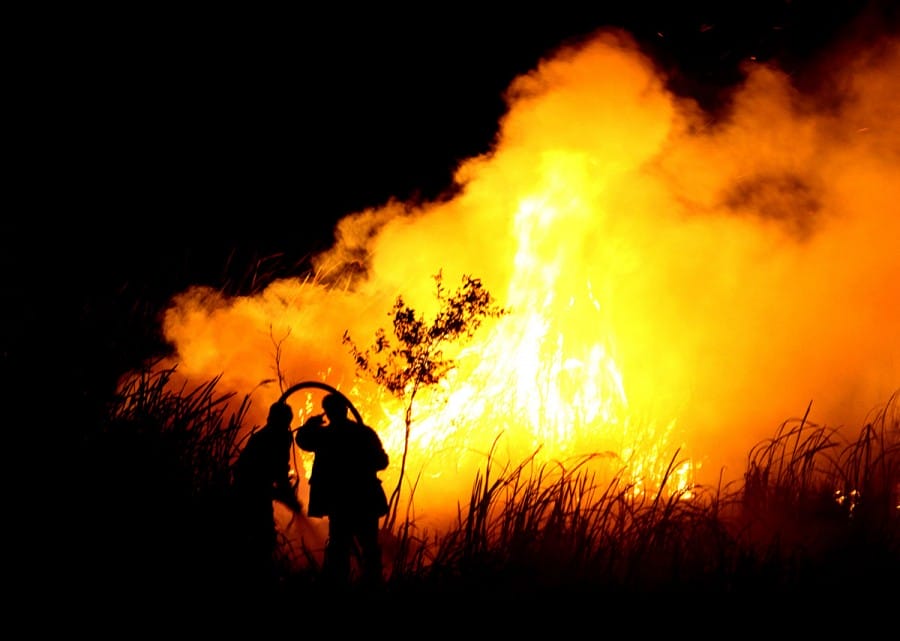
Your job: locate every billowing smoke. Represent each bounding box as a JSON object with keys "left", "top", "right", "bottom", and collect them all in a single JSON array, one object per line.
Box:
[{"left": 159, "top": 27, "right": 899, "bottom": 527}]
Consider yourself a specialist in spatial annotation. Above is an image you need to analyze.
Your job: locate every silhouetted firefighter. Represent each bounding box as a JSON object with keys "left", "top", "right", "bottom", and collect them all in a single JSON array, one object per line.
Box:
[
  {"left": 295, "top": 393, "right": 389, "bottom": 589},
  {"left": 232, "top": 401, "right": 302, "bottom": 591}
]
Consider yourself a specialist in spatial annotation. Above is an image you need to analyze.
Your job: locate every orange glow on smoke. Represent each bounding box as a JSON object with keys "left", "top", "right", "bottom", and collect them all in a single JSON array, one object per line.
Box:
[{"left": 159, "top": 29, "right": 900, "bottom": 529}]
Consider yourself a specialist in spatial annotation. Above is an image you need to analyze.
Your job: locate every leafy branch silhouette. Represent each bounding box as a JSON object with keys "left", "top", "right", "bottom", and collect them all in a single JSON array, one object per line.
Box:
[{"left": 343, "top": 270, "right": 509, "bottom": 532}]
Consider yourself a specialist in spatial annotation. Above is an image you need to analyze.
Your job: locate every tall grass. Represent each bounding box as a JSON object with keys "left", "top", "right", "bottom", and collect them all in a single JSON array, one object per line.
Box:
[
  {"left": 379, "top": 392, "right": 898, "bottom": 601},
  {"left": 737, "top": 391, "right": 900, "bottom": 596},
  {"left": 85, "top": 363, "right": 898, "bottom": 604},
  {"left": 74, "top": 361, "right": 254, "bottom": 600}
]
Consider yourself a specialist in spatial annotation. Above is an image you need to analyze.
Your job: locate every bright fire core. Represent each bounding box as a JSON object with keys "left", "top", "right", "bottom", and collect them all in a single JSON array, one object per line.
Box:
[{"left": 159, "top": 29, "right": 900, "bottom": 529}]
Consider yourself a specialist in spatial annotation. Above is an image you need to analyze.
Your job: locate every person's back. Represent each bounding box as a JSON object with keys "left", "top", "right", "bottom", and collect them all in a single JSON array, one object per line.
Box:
[
  {"left": 298, "top": 414, "right": 388, "bottom": 517},
  {"left": 234, "top": 422, "right": 290, "bottom": 493}
]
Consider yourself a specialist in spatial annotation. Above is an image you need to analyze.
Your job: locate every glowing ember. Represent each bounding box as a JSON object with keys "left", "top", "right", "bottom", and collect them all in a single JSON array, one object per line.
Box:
[{"left": 158, "top": 29, "right": 900, "bottom": 530}]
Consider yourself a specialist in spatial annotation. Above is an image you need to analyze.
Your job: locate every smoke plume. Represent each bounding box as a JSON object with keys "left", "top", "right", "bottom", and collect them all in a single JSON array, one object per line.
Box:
[{"left": 160, "top": 27, "right": 899, "bottom": 527}]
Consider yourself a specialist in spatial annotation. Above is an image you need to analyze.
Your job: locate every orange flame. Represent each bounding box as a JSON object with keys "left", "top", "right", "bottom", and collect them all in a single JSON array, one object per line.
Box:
[{"left": 159, "top": 29, "right": 900, "bottom": 529}]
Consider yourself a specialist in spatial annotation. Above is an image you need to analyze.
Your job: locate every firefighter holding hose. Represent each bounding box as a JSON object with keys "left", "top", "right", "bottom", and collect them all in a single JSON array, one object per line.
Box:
[{"left": 295, "top": 393, "right": 389, "bottom": 589}]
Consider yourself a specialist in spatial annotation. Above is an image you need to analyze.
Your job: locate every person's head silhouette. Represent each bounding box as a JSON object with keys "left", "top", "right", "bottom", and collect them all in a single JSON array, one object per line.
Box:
[
  {"left": 267, "top": 401, "right": 294, "bottom": 427},
  {"left": 321, "top": 393, "right": 348, "bottom": 423}
]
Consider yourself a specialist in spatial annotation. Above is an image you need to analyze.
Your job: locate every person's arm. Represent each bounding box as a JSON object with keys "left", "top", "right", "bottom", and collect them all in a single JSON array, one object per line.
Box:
[
  {"left": 273, "top": 478, "right": 303, "bottom": 513},
  {"left": 295, "top": 414, "right": 325, "bottom": 451}
]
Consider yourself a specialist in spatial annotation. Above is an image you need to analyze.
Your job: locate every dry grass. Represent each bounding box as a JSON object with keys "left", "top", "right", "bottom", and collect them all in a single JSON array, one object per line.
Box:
[
  {"left": 377, "top": 393, "right": 899, "bottom": 602},
  {"left": 77, "top": 362, "right": 898, "bottom": 609}
]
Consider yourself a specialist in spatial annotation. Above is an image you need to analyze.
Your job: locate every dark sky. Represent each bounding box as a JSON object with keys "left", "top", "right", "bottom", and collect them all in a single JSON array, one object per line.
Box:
[
  {"left": 14, "top": 3, "right": 893, "bottom": 281},
  {"left": 27, "top": 2, "right": 894, "bottom": 285},
  {"left": 112, "top": 3, "right": 881, "bottom": 242},
  {"left": 7, "top": 1, "right": 898, "bottom": 409}
]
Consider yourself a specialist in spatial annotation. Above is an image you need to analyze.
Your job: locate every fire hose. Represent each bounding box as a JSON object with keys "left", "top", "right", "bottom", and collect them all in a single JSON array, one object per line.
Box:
[
  {"left": 277, "top": 381, "right": 364, "bottom": 426},
  {"left": 277, "top": 381, "right": 367, "bottom": 564},
  {"left": 277, "top": 381, "right": 362, "bottom": 499}
]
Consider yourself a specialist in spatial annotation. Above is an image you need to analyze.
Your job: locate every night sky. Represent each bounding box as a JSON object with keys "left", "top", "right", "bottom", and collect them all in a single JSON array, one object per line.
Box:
[
  {"left": 6, "top": 1, "right": 897, "bottom": 424},
  {"left": 28, "top": 2, "right": 894, "bottom": 282},
  {"left": 9, "top": 3, "right": 900, "bottom": 615}
]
